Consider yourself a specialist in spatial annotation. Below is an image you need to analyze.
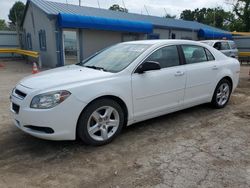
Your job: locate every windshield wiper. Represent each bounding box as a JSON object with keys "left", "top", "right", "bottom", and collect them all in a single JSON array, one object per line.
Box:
[{"left": 83, "top": 65, "right": 107, "bottom": 72}]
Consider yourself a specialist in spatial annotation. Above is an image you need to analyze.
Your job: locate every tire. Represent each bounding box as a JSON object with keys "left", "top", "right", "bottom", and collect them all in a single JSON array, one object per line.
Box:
[
  {"left": 211, "top": 78, "right": 232, "bottom": 109},
  {"left": 77, "top": 99, "right": 125, "bottom": 146}
]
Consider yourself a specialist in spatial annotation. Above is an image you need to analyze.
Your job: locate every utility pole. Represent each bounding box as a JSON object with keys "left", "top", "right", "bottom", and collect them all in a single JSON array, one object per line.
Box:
[
  {"left": 213, "top": 8, "right": 216, "bottom": 39},
  {"left": 14, "top": 10, "right": 21, "bottom": 48},
  {"left": 79, "top": 0, "right": 81, "bottom": 6},
  {"left": 144, "top": 5, "right": 149, "bottom": 16},
  {"left": 97, "top": 0, "right": 100, "bottom": 8},
  {"left": 122, "top": 0, "right": 127, "bottom": 10},
  {"left": 163, "top": 8, "right": 167, "bottom": 17}
]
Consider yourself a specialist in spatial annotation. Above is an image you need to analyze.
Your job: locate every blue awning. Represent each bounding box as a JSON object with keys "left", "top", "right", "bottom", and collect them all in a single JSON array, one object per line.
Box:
[
  {"left": 198, "top": 28, "right": 232, "bottom": 39},
  {"left": 58, "top": 13, "right": 153, "bottom": 33}
]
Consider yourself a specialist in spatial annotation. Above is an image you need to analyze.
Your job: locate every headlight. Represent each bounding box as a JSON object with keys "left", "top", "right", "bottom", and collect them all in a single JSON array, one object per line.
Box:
[{"left": 30, "top": 90, "right": 71, "bottom": 109}]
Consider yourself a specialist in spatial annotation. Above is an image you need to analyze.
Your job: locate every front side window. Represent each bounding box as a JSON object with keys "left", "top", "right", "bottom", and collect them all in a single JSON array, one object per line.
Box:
[
  {"left": 145, "top": 45, "right": 180, "bottom": 68},
  {"left": 81, "top": 43, "right": 151, "bottom": 73},
  {"left": 182, "top": 45, "right": 207, "bottom": 64},
  {"left": 214, "top": 42, "right": 222, "bottom": 50}
]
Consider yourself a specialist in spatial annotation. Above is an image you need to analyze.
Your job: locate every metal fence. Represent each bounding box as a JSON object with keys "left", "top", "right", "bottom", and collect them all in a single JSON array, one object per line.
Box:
[
  {"left": 233, "top": 36, "right": 250, "bottom": 63},
  {"left": 0, "top": 30, "right": 20, "bottom": 58},
  {"left": 233, "top": 36, "right": 250, "bottom": 52}
]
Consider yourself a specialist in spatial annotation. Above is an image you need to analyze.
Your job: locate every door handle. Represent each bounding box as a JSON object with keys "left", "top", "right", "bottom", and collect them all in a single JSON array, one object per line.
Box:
[
  {"left": 175, "top": 71, "right": 185, "bottom": 76},
  {"left": 212, "top": 65, "right": 218, "bottom": 70}
]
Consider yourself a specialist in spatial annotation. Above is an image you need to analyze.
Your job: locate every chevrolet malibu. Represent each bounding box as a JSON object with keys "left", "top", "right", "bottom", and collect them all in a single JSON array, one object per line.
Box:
[{"left": 10, "top": 40, "right": 240, "bottom": 145}]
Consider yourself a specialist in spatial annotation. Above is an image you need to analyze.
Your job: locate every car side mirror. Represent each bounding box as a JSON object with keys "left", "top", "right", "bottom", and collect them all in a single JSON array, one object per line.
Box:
[{"left": 136, "top": 61, "right": 161, "bottom": 74}]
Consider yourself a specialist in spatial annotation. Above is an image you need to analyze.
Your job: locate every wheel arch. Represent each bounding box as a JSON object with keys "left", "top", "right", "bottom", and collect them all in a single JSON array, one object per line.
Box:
[
  {"left": 220, "top": 76, "right": 233, "bottom": 90},
  {"left": 211, "top": 75, "right": 233, "bottom": 101},
  {"left": 211, "top": 76, "right": 233, "bottom": 108},
  {"left": 76, "top": 95, "right": 129, "bottom": 138}
]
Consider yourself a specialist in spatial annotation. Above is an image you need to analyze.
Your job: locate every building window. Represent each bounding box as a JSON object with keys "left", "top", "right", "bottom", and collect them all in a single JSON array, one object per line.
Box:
[
  {"left": 147, "top": 33, "right": 160, "bottom": 40},
  {"left": 26, "top": 33, "right": 32, "bottom": 50},
  {"left": 39, "top": 30, "right": 47, "bottom": 51},
  {"left": 122, "top": 33, "right": 139, "bottom": 42},
  {"left": 171, "top": 33, "right": 176, "bottom": 39}
]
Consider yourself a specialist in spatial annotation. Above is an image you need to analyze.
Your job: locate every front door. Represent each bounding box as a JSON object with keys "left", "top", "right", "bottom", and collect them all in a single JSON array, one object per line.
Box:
[
  {"left": 63, "top": 30, "right": 79, "bottom": 65},
  {"left": 132, "top": 45, "right": 186, "bottom": 120}
]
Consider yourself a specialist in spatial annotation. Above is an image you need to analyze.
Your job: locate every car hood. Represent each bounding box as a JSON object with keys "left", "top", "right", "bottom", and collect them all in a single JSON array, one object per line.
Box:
[{"left": 19, "top": 65, "right": 113, "bottom": 89}]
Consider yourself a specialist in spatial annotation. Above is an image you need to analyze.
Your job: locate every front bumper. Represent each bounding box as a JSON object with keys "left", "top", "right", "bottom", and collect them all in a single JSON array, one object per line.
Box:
[{"left": 10, "top": 85, "right": 87, "bottom": 140}]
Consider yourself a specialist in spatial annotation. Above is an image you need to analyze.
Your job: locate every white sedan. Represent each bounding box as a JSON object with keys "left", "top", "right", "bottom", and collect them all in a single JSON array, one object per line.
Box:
[{"left": 10, "top": 40, "right": 240, "bottom": 145}]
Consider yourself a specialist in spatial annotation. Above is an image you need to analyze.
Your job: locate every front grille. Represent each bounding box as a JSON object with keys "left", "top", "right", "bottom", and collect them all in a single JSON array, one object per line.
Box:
[
  {"left": 15, "top": 89, "right": 27, "bottom": 99},
  {"left": 12, "top": 103, "right": 20, "bottom": 114}
]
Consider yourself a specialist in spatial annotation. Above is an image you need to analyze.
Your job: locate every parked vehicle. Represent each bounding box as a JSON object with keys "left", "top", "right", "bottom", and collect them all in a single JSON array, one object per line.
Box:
[
  {"left": 10, "top": 40, "right": 240, "bottom": 145},
  {"left": 200, "top": 40, "right": 239, "bottom": 59}
]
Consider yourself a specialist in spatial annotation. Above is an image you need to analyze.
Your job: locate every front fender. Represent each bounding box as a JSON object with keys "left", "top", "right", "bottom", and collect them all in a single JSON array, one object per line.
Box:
[{"left": 69, "top": 75, "right": 134, "bottom": 123}]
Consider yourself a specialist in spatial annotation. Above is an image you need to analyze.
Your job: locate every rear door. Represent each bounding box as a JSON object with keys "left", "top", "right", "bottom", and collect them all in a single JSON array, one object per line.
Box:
[
  {"left": 131, "top": 45, "right": 186, "bottom": 119},
  {"left": 181, "top": 45, "right": 218, "bottom": 105}
]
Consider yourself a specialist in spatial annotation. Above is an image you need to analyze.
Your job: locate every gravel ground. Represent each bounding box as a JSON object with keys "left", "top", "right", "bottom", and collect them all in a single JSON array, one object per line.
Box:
[{"left": 0, "top": 59, "right": 250, "bottom": 188}]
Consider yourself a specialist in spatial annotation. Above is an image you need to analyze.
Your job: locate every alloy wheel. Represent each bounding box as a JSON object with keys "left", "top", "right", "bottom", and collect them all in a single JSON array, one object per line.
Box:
[
  {"left": 216, "top": 83, "right": 230, "bottom": 106},
  {"left": 87, "top": 106, "right": 120, "bottom": 141}
]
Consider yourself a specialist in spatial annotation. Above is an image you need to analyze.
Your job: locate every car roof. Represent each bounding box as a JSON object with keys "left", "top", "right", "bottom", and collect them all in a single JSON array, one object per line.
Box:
[
  {"left": 123, "top": 39, "right": 206, "bottom": 46},
  {"left": 200, "top": 40, "right": 235, "bottom": 43}
]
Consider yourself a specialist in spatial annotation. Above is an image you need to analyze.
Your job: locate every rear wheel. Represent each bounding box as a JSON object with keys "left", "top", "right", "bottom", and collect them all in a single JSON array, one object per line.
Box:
[
  {"left": 211, "top": 79, "right": 232, "bottom": 108},
  {"left": 77, "top": 99, "right": 124, "bottom": 145}
]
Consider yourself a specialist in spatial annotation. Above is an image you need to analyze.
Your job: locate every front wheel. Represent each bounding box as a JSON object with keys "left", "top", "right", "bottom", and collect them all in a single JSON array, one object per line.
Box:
[
  {"left": 211, "top": 79, "right": 232, "bottom": 109},
  {"left": 77, "top": 99, "right": 125, "bottom": 146}
]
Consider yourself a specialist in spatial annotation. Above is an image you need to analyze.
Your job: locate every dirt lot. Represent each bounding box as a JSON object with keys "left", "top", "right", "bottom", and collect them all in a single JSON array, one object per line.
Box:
[{"left": 0, "top": 59, "right": 250, "bottom": 188}]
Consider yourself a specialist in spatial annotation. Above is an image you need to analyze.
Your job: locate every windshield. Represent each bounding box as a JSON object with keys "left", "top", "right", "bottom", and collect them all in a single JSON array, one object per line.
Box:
[{"left": 80, "top": 43, "right": 151, "bottom": 73}]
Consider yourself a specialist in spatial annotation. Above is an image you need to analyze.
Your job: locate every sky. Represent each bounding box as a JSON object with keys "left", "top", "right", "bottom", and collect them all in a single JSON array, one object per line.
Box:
[{"left": 1, "top": 0, "right": 232, "bottom": 22}]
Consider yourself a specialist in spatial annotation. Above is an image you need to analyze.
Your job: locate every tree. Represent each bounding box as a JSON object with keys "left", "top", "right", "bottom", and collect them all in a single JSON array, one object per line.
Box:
[
  {"left": 180, "top": 7, "right": 236, "bottom": 31},
  {"left": 0, "top": 19, "right": 8, "bottom": 30},
  {"left": 109, "top": 4, "right": 128, "bottom": 13},
  {"left": 180, "top": 10, "right": 195, "bottom": 21},
  {"left": 233, "top": 0, "right": 250, "bottom": 31},
  {"left": 8, "top": 1, "right": 25, "bottom": 27},
  {"left": 165, "top": 14, "right": 176, "bottom": 19}
]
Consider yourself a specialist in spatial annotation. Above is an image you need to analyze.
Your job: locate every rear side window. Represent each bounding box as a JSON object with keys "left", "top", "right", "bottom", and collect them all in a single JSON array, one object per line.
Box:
[
  {"left": 221, "top": 42, "right": 230, "bottom": 50},
  {"left": 229, "top": 41, "right": 237, "bottom": 49},
  {"left": 181, "top": 45, "right": 207, "bottom": 64},
  {"left": 145, "top": 45, "right": 180, "bottom": 68},
  {"left": 205, "top": 48, "right": 215, "bottom": 61}
]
